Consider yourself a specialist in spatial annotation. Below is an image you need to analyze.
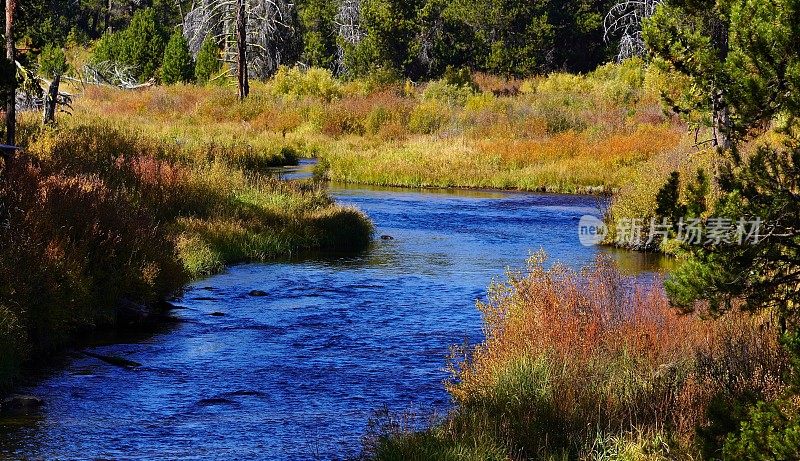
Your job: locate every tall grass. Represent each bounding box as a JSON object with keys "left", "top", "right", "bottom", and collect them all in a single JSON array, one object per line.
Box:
[
  {"left": 69, "top": 60, "right": 688, "bottom": 195},
  {"left": 364, "top": 253, "right": 787, "bottom": 460},
  {"left": 0, "top": 153, "right": 186, "bottom": 389}
]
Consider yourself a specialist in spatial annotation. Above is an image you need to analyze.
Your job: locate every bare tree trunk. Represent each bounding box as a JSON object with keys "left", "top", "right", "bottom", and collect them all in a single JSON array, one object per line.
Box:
[
  {"left": 5, "top": 0, "right": 15, "bottom": 146},
  {"left": 712, "top": 92, "right": 731, "bottom": 150},
  {"left": 236, "top": 0, "right": 249, "bottom": 100},
  {"left": 106, "top": 0, "right": 112, "bottom": 31},
  {"left": 43, "top": 75, "right": 61, "bottom": 125},
  {"left": 710, "top": 16, "right": 731, "bottom": 151}
]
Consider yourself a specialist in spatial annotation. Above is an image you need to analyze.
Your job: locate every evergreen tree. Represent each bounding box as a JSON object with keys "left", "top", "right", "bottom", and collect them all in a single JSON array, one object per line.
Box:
[
  {"left": 449, "top": 0, "right": 555, "bottom": 77},
  {"left": 194, "top": 36, "right": 221, "bottom": 84},
  {"left": 162, "top": 30, "right": 194, "bottom": 84},
  {"left": 38, "top": 44, "right": 68, "bottom": 79},
  {"left": 90, "top": 7, "right": 168, "bottom": 82},
  {"left": 297, "top": 0, "right": 337, "bottom": 69},
  {"left": 644, "top": 0, "right": 800, "bottom": 148},
  {"left": 343, "top": 0, "right": 424, "bottom": 79}
]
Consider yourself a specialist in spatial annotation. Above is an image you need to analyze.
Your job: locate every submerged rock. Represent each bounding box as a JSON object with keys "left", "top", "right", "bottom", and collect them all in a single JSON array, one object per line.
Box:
[
  {"left": 1, "top": 395, "right": 43, "bottom": 415},
  {"left": 209, "top": 311, "right": 226, "bottom": 317},
  {"left": 115, "top": 298, "right": 150, "bottom": 325},
  {"left": 248, "top": 290, "right": 268, "bottom": 297},
  {"left": 380, "top": 235, "right": 394, "bottom": 240},
  {"left": 158, "top": 300, "right": 188, "bottom": 311},
  {"left": 82, "top": 351, "right": 142, "bottom": 369},
  {"left": 197, "top": 397, "right": 235, "bottom": 406},
  {"left": 223, "top": 390, "right": 265, "bottom": 397}
]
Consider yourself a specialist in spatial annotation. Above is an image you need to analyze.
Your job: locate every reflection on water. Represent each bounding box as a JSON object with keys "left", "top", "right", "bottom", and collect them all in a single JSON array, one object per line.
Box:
[{"left": 0, "top": 183, "right": 670, "bottom": 460}]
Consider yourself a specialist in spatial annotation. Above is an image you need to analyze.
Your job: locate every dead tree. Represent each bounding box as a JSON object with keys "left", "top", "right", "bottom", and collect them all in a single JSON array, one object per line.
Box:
[
  {"left": 183, "top": 0, "right": 294, "bottom": 96},
  {"left": 5, "top": 0, "right": 16, "bottom": 145},
  {"left": 334, "top": 0, "right": 362, "bottom": 75},
  {"left": 236, "top": 0, "right": 249, "bottom": 99},
  {"left": 42, "top": 75, "right": 61, "bottom": 125},
  {"left": 604, "top": 0, "right": 663, "bottom": 61}
]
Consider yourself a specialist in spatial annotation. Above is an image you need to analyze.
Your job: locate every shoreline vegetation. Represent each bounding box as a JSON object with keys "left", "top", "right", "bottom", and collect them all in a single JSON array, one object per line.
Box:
[
  {"left": 71, "top": 59, "right": 691, "bottom": 197},
  {"left": 4, "top": 59, "right": 794, "bottom": 459},
  {"left": 3, "top": 0, "right": 799, "bottom": 458},
  {"left": 0, "top": 112, "right": 374, "bottom": 392},
  {"left": 363, "top": 253, "right": 789, "bottom": 460}
]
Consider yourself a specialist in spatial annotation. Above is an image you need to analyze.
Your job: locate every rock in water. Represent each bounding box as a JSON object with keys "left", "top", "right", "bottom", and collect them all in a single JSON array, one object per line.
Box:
[
  {"left": 115, "top": 298, "right": 150, "bottom": 325},
  {"left": 380, "top": 235, "right": 394, "bottom": 240},
  {"left": 82, "top": 351, "right": 142, "bottom": 368},
  {"left": 248, "top": 290, "right": 268, "bottom": 297},
  {"left": 1, "top": 395, "right": 43, "bottom": 415},
  {"left": 209, "top": 311, "right": 226, "bottom": 317}
]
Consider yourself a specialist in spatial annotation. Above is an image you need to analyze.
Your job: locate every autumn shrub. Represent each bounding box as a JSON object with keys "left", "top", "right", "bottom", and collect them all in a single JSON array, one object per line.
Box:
[
  {"left": 366, "top": 253, "right": 787, "bottom": 460},
  {"left": 409, "top": 101, "right": 451, "bottom": 134},
  {"left": 0, "top": 155, "right": 187, "bottom": 389},
  {"left": 472, "top": 72, "right": 523, "bottom": 95},
  {"left": 421, "top": 79, "right": 475, "bottom": 106}
]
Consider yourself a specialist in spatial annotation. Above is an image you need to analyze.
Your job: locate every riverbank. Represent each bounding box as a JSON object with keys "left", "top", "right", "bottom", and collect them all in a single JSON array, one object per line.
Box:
[
  {"left": 0, "top": 181, "right": 647, "bottom": 459},
  {"left": 0, "top": 116, "right": 373, "bottom": 392},
  {"left": 363, "top": 253, "right": 788, "bottom": 460}
]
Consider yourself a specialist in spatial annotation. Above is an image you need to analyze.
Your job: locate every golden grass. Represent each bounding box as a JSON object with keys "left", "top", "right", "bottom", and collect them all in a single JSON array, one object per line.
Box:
[{"left": 67, "top": 60, "right": 690, "bottom": 195}]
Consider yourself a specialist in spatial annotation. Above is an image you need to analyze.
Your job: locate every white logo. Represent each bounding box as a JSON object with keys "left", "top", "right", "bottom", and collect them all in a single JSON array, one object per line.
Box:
[{"left": 578, "top": 215, "right": 607, "bottom": 246}]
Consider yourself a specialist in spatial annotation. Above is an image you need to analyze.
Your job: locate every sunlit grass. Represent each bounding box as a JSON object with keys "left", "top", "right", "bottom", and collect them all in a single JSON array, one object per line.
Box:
[{"left": 69, "top": 59, "right": 690, "bottom": 195}]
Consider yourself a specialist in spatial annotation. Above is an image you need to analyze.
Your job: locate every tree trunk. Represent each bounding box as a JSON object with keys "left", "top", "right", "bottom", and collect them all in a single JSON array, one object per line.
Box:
[
  {"left": 43, "top": 75, "right": 61, "bottom": 125},
  {"left": 106, "top": 0, "right": 112, "bottom": 31},
  {"left": 709, "top": 15, "right": 730, "bottom": 151},
  {"left": 712, "top": 93, "right": 731, "bottom": 151},
  {"left": 236, "top": 0, "right": 249, "bottom": 100},
  {"left": 5, "top": 0, "right": 15, "bottom": 146}
]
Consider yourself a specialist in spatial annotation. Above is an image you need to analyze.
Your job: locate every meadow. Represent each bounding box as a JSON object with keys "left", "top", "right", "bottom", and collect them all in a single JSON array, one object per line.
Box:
[{"left": 71, "top": 60, "right": 691, "bottom": 195}]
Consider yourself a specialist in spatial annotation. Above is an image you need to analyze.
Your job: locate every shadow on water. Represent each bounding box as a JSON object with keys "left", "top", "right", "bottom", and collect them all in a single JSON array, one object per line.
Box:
[{"left": 0, "top": 179, "right": 672, "bottom": 460}]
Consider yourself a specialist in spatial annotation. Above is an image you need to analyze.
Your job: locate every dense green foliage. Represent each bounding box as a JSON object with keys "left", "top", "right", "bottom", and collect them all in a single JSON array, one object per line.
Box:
[
  {"left": 38, "top": 44, "right": 68, "bottom": 78},
  {"left": 194, "top": 36, "right": 221, "bottom": 84},
  {"left": 90, "top": 7, "right": 168, "bottom": 81},
  {"left": 161, "top": 31, "right": 194, "bottom": 84},
  {"left": 341, "top": 0, "right": 613, "bottom": 78},
  {"left": 297, "top": 0, "right": 338, "bottom": 69},
  {"left": 644, "top": 0, "right": 800, "bottom": 144},
  {"left": 7, "top": 0, "right": 614, "bottom": 84}
]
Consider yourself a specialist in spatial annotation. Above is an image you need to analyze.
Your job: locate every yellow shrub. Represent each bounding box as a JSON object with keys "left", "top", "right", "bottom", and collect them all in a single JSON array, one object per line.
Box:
[
  {"left": 271, "top": 66, "right": 342, "bottom": 101},
  {"left": 409, "top": 101, "right": 451, "bottom": 134}
]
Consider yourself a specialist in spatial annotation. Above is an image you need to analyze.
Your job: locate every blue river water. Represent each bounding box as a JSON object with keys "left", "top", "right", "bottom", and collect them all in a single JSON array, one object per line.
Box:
[{"left": 0, "top": 180, "right": 666, "bottom": 460}]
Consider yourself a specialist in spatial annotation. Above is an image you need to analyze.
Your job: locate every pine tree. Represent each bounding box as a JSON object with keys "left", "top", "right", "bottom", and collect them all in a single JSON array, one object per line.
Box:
[
  {"left": 194, "top": 36, "right": 221, "bottom": 85},
  {"left": 161, "top": 31, "right": 194, "bottom": 84}
]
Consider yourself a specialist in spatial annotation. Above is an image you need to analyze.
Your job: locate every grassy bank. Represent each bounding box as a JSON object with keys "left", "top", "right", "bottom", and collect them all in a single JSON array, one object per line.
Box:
[
  {"left": 71, "top": 60, "right": 689, "bottom": 195},
  {"left": 363, "top": 253, "right": 789, "bottom": 460},
  {"left": 0, "top": 114, "right": 373, "bottom": 391}
]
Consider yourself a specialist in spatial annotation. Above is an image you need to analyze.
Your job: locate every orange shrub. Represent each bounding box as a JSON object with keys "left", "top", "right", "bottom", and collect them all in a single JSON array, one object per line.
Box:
[{"left": 445, "top": 252, "right": 786, "bottom": 456}]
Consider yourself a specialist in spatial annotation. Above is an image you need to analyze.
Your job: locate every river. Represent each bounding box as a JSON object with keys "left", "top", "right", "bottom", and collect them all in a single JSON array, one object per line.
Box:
[{"left": 0, "top": 170, "right": 666, "bottom": 460}]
